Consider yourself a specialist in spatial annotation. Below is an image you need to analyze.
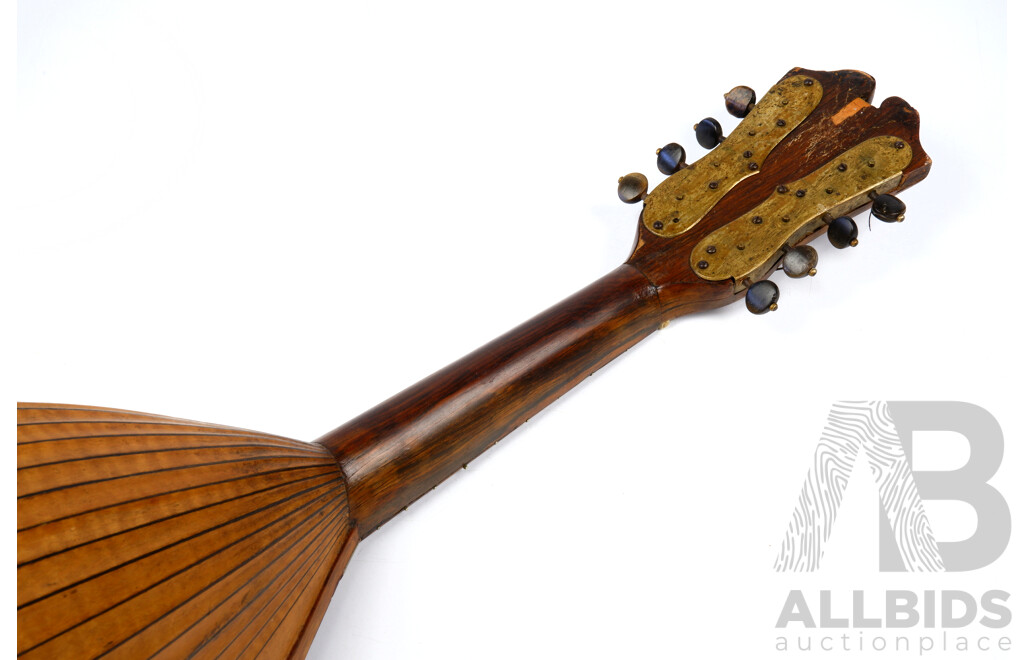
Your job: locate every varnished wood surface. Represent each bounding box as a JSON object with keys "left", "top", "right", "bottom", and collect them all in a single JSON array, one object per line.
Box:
[
  {"left": 16, "top": 403, "right": 355, "bottom": 659},
  {"left": 318, "top": 263, "right": 663, "bottom": 536},
  {"left": 286, "top": 527, "right": 359, "bottom": 660}
]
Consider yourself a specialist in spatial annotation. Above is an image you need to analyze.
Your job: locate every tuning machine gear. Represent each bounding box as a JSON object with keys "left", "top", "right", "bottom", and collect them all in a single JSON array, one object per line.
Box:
[
  {"left": 724, "top": 85, "right": 756, "bottom": 118},
  {"left": 744, "top": 279, "right": 779, "bottom": 315},
  {"left": 780, "top": 245, "right": 818, "bottom": 278},
  {"left": 617, "top": 172, "right": 649, "bottom": 204},
  {"left": 869, "top": 191, "right": 906, "bottom": 223},
  {"left": 656, "top": 143, "right": 687, "bottom": 175},
  {"left": 693, "top": 117, "right": 725, "bottom": 149},
  {"left": 822, "top": 214, "right": 859, "bottom": 249}
]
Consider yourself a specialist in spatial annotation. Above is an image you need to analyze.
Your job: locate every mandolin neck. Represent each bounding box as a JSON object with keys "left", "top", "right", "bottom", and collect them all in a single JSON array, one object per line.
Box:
[{"left": 317, "top": 264, "right": 664, "bottom": 536}]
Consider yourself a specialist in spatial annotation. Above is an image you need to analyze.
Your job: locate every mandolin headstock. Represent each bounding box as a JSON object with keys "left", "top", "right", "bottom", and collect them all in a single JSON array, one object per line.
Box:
[{"left": 619, "top": 68, "right": 930, "bottom": 317}]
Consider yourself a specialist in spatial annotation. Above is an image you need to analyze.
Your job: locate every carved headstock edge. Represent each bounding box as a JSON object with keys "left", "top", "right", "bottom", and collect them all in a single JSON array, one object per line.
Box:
[{"left": 622, "top": 68, "right": 931, "bottom": 319}]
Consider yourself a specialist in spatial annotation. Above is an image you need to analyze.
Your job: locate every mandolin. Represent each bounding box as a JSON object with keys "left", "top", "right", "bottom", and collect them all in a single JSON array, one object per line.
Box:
[{"left": 17, "top": 67, "right": 930, "bottom": 658}]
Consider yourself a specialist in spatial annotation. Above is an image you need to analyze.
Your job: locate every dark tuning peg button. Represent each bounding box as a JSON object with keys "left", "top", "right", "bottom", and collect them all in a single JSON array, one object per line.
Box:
[
  {"left": 745, "top": 280, "right": 779, "bottom": 315},
  {"left": 617, "top": 172, "right": 649, "bottom": 204},
  {"left": 869, "top": 192, "right": 906, "bottom": 223},
  {"left": 724, "top": 85, "right": 756, "bottom": 118},
  {"left": 781, "top": 245, "right": 818, "bottom": 278},
  {"left": 656, "top": 142, "right": 687, "bottom": 175},
  {"left": 694, "top": 117, "right": 724, "bottom": 149},
  {"left": 824, "top": 214, "right": 859, "bottom": 249}
]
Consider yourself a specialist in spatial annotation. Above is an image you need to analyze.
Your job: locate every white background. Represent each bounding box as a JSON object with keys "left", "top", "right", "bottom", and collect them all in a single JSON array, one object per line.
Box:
[{"left": 6, "top": 1, "right": 1021, "bottom": 658}]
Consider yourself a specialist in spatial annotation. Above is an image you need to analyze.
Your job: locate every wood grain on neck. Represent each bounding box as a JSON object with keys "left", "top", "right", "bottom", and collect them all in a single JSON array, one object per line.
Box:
[{"left": 317, "top": 264, "right": 664, "bottom": 536}]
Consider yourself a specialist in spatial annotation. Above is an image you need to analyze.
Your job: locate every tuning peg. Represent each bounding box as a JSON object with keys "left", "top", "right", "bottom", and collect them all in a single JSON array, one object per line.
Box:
[
  {"left": 724, "top": 85, "right": 756, "bottom": 118},
  {"left": 617, "top": 172, "right": 649, "bottom": 204},
  {"left": 656, "top": 143, "right": 687, "bottom": 175},
  {"left": 781, "top": 245, "right": 818, "bottom": 278},
  {"left": 869, "top": 191, "right": 906, "bottom": 223},
  {"left": 744, "top": 279, "right": 779, "bottom": 315},
  {"left": 694, "top": 117, "right": 725, "bottom": 149},
  {"left": 823, "top": 214, "right": 859, "bottom": 249}
]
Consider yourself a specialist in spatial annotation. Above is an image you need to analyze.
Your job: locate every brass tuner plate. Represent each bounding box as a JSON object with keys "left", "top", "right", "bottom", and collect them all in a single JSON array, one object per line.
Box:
[
  {"left": 691, "top": 136, "right": 913, "bottom": 283},
  {"left": 643, "top": 74, "right": 823, "bottom": 238}
]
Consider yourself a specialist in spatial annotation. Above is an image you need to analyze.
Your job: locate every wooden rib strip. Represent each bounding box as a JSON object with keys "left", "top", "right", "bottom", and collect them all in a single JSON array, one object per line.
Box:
[
  {"left": 228, "top": 521, "right": 349, "bottom": 659},
  {"left": 281, "top": 523, "right": 359, "bottom": 659},
  {"left": 17, "top": 423, "right": 299, "bottom": 446},
  {"left": 17, "top": 425, "right": 320, "bottom": 457},
  {"left": 155, "top": 513, "right": 346, "bottom": 658},
  {"left": 94, "top": 500, "right": 343, "bottom": 659},
  {"left": 17, "top": 403, "right": 296, "bottom": 441},
  {"left": 17, "top": 483, "right": 341, "bottom": 653},
  {"left": 111, "top": 506, "right": 345, "bottom": 659},
  {"left": 17, "top": 464, "right": 337, "bottom": 563},
  {"left": 18, "top": 454, "right": 334, "bottom": 529},
  {"left": 17, "top": 444, "right": 325, "bottom": 496},
  {"left": 18, "top": 472, "right": 340, "bottom": 606},
  {"left": 18, "top": 487, "right": 344, "bottom": 657}
]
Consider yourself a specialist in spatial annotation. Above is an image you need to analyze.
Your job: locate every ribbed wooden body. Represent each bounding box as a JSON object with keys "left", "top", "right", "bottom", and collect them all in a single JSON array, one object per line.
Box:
[{"left": 16, "top": 404, "right": 357, "bottom": 659}]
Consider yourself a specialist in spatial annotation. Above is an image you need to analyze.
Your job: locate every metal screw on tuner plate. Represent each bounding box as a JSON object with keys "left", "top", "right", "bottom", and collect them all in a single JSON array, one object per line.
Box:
[
  {"left": 694, "top": 117, "right": 725, "bottom": 149},
  {"left": 656, "top": 143, "right": 687, "bottom": 175},
  {"left": 724, "top": 85, "right": 756, "bottom": 118},
  {"left": 781, "top": 245, "right": 818, "bottom": 278},
  {"left": 744, "top": 280, "right": 780, "bottom": 315},
  {"left": 823, "top": 214, "right": 859, "bottom": 249},
  {"left": 869, "top": 191, "right": 907, "bottom": 223},
  {"left": 617, "top": 172, "right": 649, "bottom": 204}
]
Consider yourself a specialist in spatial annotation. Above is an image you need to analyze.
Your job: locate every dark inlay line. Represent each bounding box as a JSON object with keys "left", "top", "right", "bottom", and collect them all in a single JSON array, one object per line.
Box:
[
  {"left": 17, "top": 406, "right": 177, "bottom": 414},
  {"left": 96, "top": 499, "right": 345, "bottom": 659},
  {"left": 18, "top": 478, "right": 342, "bottom": 610},
  {"left": 18, "top": 453, "right": 333, "bottom": 499},
  {"left": 18, "top": 430, "right": 305, "bottom": 448},
  {"left": 18, "top": 490, "right": 344, "bottom": 657},
  {"left": 16, "top": 406, "right": 272, "bottom": 426},
  {"left": 18, "top": 417, "right": 294, "bottom": 440},
  {"left": 230, "top": 518, "right": 344, "bottom": 660},
  {"left": 175, "top": 513, "right": 344, "bottom": 659},
  {"left": 15, "top": 407, "right": 235, "bottom": 421},
  {"left": 19, "top": 420, "right": 217, "bottom": 428},
  {"left": 16, "top": 409, "right": 296, "bottom": 441},
  {"left": 17, "top": 463, "right": 339, "bottom": 532},
  {"left": 18, "top": 470, "right": 337, "bottom": 569},
  {"left": 17, "top": 406, "right": 157, "bottom": 411},
  {"left": 19, "top": 441, "right": 325, "bottom": 471},
  {"left": 263, "top": 523, "right": 357, "bottom": 659},
  {"left": 261, "top": 524, "right": 357, "bottom": 660}
]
